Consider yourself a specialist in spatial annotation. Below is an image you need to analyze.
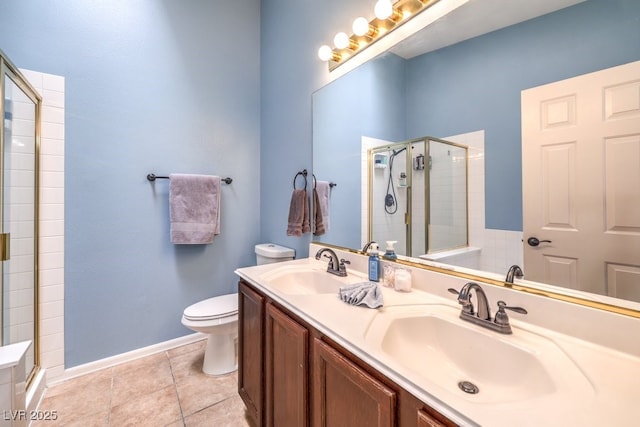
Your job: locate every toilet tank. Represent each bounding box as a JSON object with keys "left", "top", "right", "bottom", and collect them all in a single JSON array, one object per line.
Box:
[{"left": 255, "top": 243, "right": 295, "bottom": 265}]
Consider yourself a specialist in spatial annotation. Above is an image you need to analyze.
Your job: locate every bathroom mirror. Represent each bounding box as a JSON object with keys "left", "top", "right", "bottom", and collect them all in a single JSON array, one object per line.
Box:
[{"left": 312, "top": 0, "right": 640, "bottom": 313}]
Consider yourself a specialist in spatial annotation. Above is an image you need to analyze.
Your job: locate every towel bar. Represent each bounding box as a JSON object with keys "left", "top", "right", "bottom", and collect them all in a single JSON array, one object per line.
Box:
[
  {"left": 294, "top": 169, "right": 336, "bottom": 189},
  {"left": 147, "top": 173, "right": 232, "bottom": 184},
  {"left": 311, "top": 174, "right": 337, "bottom": 189}
]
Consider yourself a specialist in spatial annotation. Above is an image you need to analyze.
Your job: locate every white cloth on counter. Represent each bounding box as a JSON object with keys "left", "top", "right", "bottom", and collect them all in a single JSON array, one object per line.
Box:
[{"left": 338, "top": 282, "right": 384, "bottom": 309}]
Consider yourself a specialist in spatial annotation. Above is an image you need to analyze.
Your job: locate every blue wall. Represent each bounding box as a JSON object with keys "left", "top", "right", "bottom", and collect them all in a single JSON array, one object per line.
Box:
[
  {"left": 0, "top": 0, "right": 260, "bottom": 367},
  {"left": 313, "top": 53, "right": 406, "bottom": 248}
]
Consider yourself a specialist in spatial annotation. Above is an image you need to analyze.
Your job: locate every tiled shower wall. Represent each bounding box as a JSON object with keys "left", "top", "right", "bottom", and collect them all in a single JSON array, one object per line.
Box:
[{"left": 21, "top": 69, "right": 65, "bottom": 383}]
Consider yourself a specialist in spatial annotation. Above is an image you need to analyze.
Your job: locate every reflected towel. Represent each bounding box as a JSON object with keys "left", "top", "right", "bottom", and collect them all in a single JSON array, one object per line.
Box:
[
  {"left": 287, "top": 189, "right": 310, "bottom": 236},
  {"left": 313, "top": 187, "right": 325, "bottom": 236},
  {"left": 339, "top": 282, "right": 384, "bottom": 309},
  {"left": 169, "top": 174, "right": 221, "bottom": 244},
  {"left": 315, "top": 180, "right": 331, "bottom": 233}
]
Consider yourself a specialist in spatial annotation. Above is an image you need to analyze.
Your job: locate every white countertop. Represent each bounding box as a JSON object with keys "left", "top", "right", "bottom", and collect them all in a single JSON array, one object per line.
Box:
[{"left": 235, "top": 248, "right": 640, "bottom": 427}]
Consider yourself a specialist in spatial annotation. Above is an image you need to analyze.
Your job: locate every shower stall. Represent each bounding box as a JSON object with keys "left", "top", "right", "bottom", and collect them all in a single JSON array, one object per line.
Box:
[
  {"left": 368, "top": 137, "right": 468, "bottom": 257},
  {"left": 1, "top": 50, "right": 41, "bottom": 388}
]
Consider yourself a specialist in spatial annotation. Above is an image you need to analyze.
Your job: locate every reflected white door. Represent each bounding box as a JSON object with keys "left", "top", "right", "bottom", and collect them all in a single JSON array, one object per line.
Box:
[{"left": 522, "top": 60, "right": 640, "bottom": 300}]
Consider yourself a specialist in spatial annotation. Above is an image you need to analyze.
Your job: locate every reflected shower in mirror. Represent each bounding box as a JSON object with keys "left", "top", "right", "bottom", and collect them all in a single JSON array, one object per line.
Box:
[{"left": 366, "top": 137, "right": 469, "bottom": 258}]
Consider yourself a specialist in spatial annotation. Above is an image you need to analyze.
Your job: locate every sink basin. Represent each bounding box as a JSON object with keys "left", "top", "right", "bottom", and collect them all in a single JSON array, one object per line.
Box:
[
  {"left": 365, "top": 305, "right": 594, "bottom": 404},
  {"left": 261, "top": 264, "right": 367, "bottom": 295}
]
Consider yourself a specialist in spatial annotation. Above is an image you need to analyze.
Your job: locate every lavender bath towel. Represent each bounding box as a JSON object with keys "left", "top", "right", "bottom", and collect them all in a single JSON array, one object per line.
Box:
[
  {"left": 169, "top": 174, "right": 221, "bottom": 244},
  {"left": 314, "top": 181, "right": 330, "bottom": 235},
  {"left": 287, "top": 189, "right": 310, "bottom": 236}
]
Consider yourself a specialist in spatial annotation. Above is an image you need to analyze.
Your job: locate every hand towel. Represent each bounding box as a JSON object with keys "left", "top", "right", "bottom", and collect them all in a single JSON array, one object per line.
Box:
[
  {"left": 169, "top": 174, "right": 221, "bottom": 244},
  {"left": 287, "top": 189, "right": 310, "bottom": 236},
  {"left": 313, "top": 187, "right": 325, "bottom": 236},
  {"left": 315, "top": 181, "right": 331, "bottom": 233},
  {"left": 339, "top": 282, "right": 384, "bottom": 309}
]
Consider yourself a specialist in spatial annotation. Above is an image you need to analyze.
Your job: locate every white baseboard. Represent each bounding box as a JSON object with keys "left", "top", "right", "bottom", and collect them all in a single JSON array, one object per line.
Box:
[{"left": 47, "top": 333, "right": 206, "bottom": 387}]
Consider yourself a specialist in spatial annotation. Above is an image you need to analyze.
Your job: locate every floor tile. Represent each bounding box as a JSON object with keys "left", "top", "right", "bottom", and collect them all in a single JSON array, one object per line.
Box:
[
  {"left": 111, "top": 352, "right": 174, "bottom": 407},
  {"left": 176, "top": 371, "right": 238, "bottom": 417},
  {"left": 184, "top": 395, "right": 251, "bottom": 427},
  {"left": 34, "top": 368, "right": 112, "bottom": 425},
  {"left": 33, "top": 340, "right": 246, "bottom": 426},
  {"left": 169, "top": 345, "right": 207, "bottom": 383},
  {"left": 109, "top": 384, "right": 182, "bottom": 427},
  {"left": 167, "top": 339, "right": 206, "bottom": 360}
]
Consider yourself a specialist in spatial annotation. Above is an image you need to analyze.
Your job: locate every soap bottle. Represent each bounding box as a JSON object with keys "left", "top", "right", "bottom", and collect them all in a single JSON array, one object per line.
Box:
[
  {"left": 368, "top": 243, "right": 380, "bottom": 282},
  {"left": 384, "top": 241, "right": 398, "bottom": 260}
]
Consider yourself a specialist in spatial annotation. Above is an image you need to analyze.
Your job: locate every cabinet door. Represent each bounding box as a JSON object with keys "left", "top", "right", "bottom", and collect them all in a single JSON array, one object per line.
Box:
[
  {"left": 238, "top": 281, "right": 265, "bottom": 426},
  {"left": 417, "top": 409, "right": 446, "bottom": 427},
  {"left": 265, "top": 303, "right": 309, "bottom": 427},
  {"left": 313, "top": 338, "right": 396, "bottom": 427}
]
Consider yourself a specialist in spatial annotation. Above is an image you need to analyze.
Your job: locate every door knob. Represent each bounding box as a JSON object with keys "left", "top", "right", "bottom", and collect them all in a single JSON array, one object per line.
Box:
[{"left": 527, "top": 237, "right": 551, "bottom": 247}]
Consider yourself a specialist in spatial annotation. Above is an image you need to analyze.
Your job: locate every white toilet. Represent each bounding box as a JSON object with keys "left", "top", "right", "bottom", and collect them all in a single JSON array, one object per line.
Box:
[{"left": 181, "top": 243, "right": 294, "bottom": 376}]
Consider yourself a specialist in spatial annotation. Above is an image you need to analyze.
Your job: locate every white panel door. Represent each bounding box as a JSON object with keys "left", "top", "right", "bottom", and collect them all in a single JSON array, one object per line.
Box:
[{"left": 522, "top": 60, "right": 640, "bottom": 300}]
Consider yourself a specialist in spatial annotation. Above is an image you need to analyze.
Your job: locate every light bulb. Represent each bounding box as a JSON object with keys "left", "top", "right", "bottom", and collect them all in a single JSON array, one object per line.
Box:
[
  {"left": 374, "top": 0, "right": 393, "bottom": 20},
  {"left": 333, "top": 32, "right": 350, "bottom": 50},
  {"left": 317, "top": 45, "right": 333, "bottom": 61},
  {"left": 353, "top": 17, "right": 370, "bottom": 36}
]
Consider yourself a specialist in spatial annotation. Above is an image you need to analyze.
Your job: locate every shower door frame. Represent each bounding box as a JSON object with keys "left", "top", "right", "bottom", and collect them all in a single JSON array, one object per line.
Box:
[
  {"left": 0, "top": 49, "right": 42, "bottom": 384},
  {"left": 424, "top": 137, "right": 470, "bottom": 255}
]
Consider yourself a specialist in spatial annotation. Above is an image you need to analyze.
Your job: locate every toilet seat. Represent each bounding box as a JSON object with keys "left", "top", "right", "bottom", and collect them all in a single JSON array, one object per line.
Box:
[{"left": 183, "top": 293, "right": 238, "bottom": 321}]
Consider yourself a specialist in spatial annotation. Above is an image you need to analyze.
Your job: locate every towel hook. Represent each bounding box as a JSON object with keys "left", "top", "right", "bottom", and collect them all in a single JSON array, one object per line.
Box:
[{"left": 293, "top": 169, "right": 308, "bottom": 189}]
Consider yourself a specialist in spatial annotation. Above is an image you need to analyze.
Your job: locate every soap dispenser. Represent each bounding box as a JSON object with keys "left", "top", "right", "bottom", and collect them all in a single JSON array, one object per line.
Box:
[
  {"left": 384, "top": 241, "right": 398, "bottom": 260},
  {"left": 368, "top": 243, "right": 381, "bottom": 282}
]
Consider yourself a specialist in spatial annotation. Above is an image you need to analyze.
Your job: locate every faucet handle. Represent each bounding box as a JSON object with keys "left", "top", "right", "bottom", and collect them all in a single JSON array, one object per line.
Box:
[
  {"left": 322, "top": 254, "right": 335, "bottom": 269},
  {"left": 338, "top": 259, "right": 350, "bottom": 273},
  {"left": 494, "top": 301, "right": 528, "bottom": 326},
  {"left": 448, "top": 288, "right": 474, "bottom": 315}
]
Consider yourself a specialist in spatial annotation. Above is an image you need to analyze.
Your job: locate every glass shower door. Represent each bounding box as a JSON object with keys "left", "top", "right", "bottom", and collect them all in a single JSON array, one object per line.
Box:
[
  {"left": 2, "top": 66, "right": 39, "bottom": 380},
  {"left": 427, "top": 138, "right": 468, "bottom": 252}
]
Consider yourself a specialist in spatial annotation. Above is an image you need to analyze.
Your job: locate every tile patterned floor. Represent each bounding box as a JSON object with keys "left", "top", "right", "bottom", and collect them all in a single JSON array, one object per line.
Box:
[{"left": 33, "top": 339, "right": 252, "bottom": 427}]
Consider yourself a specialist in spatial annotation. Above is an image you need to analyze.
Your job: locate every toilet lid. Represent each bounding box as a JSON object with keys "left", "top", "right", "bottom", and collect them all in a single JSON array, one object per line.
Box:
[{"left": 184, "top": 293, "right": 238, "bottom": 321}]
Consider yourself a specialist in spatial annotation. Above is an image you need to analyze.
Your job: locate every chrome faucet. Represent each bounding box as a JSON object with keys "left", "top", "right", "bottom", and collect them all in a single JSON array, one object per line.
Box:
[
  {"left": 362, "top": 241, "right": 377, "bottom": 253},
  {"left": 505, "top": 265, "right": 524, "bottom": 283},
  {"left": 448, "top": 282, "right": 527, "bottom": 334},
  {"left": 456, "top": 282, "right": 491, "bottom": 320},
  {"left": 315, "top": 248, "right": 349, "bottom": 277}
]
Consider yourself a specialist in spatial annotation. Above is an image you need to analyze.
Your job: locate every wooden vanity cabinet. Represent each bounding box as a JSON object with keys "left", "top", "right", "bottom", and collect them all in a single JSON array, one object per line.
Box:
[
  {"left": 265, "top": 302, "right": 309, "bottom": 427},
  {"left": 313, "top": 337, "right": 396, "bottom": 427},
  {"left": 238, "top": 279, "right": 457, "bottom": 427},
  {"left": 238, "top": 281, "right": 265, "bottom": 426}
]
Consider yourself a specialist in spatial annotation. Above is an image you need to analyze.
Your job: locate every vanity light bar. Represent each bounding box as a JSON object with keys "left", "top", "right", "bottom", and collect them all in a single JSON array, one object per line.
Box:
[{"left": 318, "top": 0, "right": 440, "bottom": 71}]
